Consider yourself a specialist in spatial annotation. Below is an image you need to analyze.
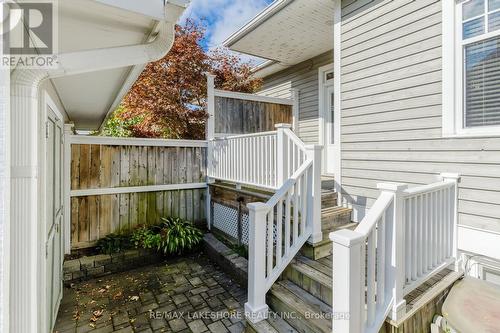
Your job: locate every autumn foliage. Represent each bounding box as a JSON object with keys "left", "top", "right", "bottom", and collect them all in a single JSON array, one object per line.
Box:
[{"left": 102, "top": 20, "right": 262, "bottom": 139}]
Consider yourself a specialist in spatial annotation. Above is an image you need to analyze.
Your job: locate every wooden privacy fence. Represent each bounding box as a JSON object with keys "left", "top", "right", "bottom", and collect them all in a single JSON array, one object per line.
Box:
[
  {"left": 207, "top": 75, "right": 296, "bottom": 136},
  {"left": 68, "top": 136, "right": 207, "bottom": 249}
]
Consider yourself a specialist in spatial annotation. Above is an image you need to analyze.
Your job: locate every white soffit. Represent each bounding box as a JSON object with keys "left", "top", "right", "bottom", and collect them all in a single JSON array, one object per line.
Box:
[
  {"left": 225, "top": 0, "right": 334, "bottom": 67},
  {"left": 51, "top": 0, "right": 160, "bottom": 130}
]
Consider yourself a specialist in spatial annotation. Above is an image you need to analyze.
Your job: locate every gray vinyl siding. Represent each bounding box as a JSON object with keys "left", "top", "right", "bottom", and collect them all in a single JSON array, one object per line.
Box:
[
  {"left": 340, "top": 0, "right": 500, "bottom": 233},
  {"left": 259, "top": 51, "right": 333, "bottom": 145}
]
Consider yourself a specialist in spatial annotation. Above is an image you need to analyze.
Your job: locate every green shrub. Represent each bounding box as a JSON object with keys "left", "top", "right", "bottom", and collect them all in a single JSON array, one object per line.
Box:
[
  {"left": 131, "top": 217, "right": 203, "bottom": 255},
  {"left": 96, "top": 233, "right": 132, "bottom": 254}
]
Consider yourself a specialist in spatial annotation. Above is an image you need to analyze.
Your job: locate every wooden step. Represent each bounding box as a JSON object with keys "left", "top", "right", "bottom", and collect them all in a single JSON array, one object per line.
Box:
[
  {"left": 321, "top": 206, "right": 352, "bottom": 230},
  {"left": 284, "top": 255, "right": 332, "bottom": 306},
  {"left": 245, "top": 311, "right": 298, "bottom": 333},
  {"left": 321, "top": 176, "right": 335, "bottom": 191},
  {"left": 268, "top": 280, "right": 332, "bottom": 333},
  {"left": 301, "top": 222, "right": 357, "bottom": 260},
  {"left": 321, "top": 189, "right": 337, "bottom": 208}
]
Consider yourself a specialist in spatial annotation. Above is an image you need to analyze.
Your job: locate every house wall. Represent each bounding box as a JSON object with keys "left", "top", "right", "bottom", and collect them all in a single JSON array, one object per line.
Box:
[
  {"left": 338, "top": 0, "right": 500, "bottom": 250},
  {"left": 258, "top": 51, "right": 333, "bottom": 145}
]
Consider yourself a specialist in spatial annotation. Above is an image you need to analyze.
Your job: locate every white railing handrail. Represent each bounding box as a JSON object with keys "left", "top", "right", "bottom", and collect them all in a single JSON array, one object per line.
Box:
[
  {"left": 403, "top": 179, "right": 455, "bottom": 196},
  {"left": 354, "top": 191, "right": 394, "bottom": 236},
  {"left": 211, "top": 130, "right": 278, "bottom": 140},
  {"left": 283, "top": 128, "right": 307, "bottom": 153},
  {"left": 331, "top": 174, "right": 460, "bottom": 333},
  {"left": 265, "top": 159, "right": 312, "bottom": 208}
]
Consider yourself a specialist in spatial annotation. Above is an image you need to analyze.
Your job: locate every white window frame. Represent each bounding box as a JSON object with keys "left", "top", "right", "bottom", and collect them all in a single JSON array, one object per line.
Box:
[{"left": 443, "top": 0, "right": 500, "bottom": 137}]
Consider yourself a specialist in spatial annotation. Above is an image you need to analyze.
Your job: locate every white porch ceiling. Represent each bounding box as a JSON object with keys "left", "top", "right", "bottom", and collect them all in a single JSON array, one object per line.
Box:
[
  {"left": 51, "top": 0, "right": 158, "bottom": 130},
  {"left": 225, "top": 0, "right": 334, "bottom": 68}
]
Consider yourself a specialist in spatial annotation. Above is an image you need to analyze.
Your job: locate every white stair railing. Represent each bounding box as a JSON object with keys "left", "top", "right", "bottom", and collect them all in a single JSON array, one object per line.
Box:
[
  {"left": 245, "top": 128, "right": 322, "bottom": 323},
  {"left": 330, "top": 174, "right": 459, "bottom": 333}
]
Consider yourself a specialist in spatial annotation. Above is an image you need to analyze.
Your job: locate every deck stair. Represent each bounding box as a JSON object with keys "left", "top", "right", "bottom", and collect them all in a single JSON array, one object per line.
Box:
[{"left": 246, "top": 177, "right": 353, "bottom": 333}]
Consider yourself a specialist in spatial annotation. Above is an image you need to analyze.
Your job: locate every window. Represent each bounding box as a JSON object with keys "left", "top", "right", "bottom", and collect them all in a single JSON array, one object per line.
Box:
[{"left": 443, "top": 0, "right": 500, "bottom": 136}]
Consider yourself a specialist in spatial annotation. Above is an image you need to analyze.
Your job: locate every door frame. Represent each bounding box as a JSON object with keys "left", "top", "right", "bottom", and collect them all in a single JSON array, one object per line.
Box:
[
  {"left": 318, "top": 63, "right": 335, "bottom": 175},
  {"left": 40, "top": 91, "right": 65, "bottom": 333}
]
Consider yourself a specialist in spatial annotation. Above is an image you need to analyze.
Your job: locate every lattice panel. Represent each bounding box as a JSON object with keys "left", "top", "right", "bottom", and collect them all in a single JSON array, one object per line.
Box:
[{"left": 212, "top": 202, "right": 250, "bottom": 245}]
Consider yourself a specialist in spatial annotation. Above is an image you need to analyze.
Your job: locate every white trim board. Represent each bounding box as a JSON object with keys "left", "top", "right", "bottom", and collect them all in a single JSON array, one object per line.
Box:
[
  {"left": 70, "top": 182, "right": 208, "bottom": 197},
  {"left": 458, "top": 225, "right": 500, "bottom": 261},
  {"left": 69, "top": 135, "right": 208, "bottom": 147},
  {"left": 333, "top": 0, "right": 342, "bottom": 203},
  {"left": 214, "top": 89, "right": 294, "bottom": 106}
]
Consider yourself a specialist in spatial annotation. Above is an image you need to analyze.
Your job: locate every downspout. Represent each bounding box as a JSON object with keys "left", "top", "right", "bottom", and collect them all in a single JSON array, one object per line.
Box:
[{"left": 9, "top": 2, "right": 184, "bottom": 332}]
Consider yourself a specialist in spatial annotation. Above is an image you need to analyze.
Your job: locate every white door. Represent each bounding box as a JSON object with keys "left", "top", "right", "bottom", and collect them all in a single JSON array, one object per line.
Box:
[
  {"left": 321, "top": 70, "right": 336, "bottom": 175},
  {"left": 45, "top": 106, "right": 64, "bottom": 332}
]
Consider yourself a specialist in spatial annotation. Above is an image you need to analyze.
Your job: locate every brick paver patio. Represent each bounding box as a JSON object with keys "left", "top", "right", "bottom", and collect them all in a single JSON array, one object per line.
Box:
[{"left": 53, "top": 253, "right": 247, "bottom": 333}]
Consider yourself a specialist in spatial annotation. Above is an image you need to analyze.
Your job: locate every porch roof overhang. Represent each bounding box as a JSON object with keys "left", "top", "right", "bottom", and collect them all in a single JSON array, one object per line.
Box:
[
  {"left": 223, "top": 0, "right": 334, "bottom": 78},
  {"left": 50, "top": 0, "right": 188, "bottom": 131}
]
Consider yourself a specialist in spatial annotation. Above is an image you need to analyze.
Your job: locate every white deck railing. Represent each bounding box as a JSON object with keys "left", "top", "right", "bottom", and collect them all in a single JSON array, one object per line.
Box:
[
  {"left": 244, "top": 129, "right": 323, "bottom": 323},
  {"left": 330, "top": 173, "right": 460, "bottom": 333},
  {"left": 209, "top": 131, "right": 279, "bottom": 189}
]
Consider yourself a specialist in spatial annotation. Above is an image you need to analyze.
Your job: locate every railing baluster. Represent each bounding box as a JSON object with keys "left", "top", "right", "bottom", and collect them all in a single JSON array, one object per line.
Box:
[
  {"left": 301, "top": 174, "right": 307, "bottom": 236},
  {"left": 276, "top": 199, "right": 283, "bottom": 267},
  {"left": 267, "top": 211, "right": 274, "bottom": 278},
  {"left": 285, "top": 190, "right": 291, "bottom": 254},
  {"left": 405, "top": 199, "right": 411, "bottom": 282},
  {"left": 376, "top": 214, "right": 385, "bottom": 308},
  {"left": 367, "top": 229, "right": 376, "bottom": 326},
  {"left": 293, "top": 181, "right": 299, "bottom": 245},
  {"left": 417, "top": 195, "right": 422, "bottom": 277},
  {"left": 412, "top": 196, "right": 417, "bottom": 281}
]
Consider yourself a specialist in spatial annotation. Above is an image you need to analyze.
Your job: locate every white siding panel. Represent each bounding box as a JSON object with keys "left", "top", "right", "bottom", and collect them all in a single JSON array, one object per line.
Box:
[
  {"left": 340, "top": 0, "right": 500, "bottom": 234},
  {"left": 259, "top": 51, "right": 333, "bottom": 144}
]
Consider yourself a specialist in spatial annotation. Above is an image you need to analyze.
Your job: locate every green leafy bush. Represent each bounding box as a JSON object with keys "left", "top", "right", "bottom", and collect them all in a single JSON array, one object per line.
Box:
[
  {"left": 131, "top": 217, "right": 203, "bottom": 255},
  {"left": 96, "top": 233, "right": 132, "bottom": 254}
]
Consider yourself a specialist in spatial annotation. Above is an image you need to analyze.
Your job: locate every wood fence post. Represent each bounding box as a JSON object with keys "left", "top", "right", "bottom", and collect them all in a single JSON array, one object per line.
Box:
[{"left": 206, "top": 73, "right": 216, "bottom": 229}]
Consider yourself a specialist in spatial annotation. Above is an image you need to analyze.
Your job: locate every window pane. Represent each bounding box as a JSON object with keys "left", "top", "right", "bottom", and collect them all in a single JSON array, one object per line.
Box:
[
  {"left": 330, "top": 92, "right": 334, "bottom": 144},
  {"left": 464, "top": 0, "right": 485, "bottom": 20},
  {"left": 489, "top": 0, "right": 500, "bottom": 11},
  {"left": 489, "top": 11, "right": 500, "bottom": 31},
  {"left": 463, "top": 17, "right": 485, "bottom": 38},
  {"left": 464, "top": 36, "right": 500, "bottom": 127}
]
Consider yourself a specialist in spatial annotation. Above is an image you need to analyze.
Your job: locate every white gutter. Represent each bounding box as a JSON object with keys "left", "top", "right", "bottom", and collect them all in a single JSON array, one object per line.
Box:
[{"left": 9, "top": 1, "right": 186, "bottom": 332}]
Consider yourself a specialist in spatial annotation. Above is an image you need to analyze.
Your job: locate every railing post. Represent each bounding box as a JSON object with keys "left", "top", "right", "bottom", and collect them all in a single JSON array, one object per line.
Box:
[
  {"left": 245, "top": 202, "right": 269, "bottom": 323},
  {"left": 440, "top": 173, "right": 461, "bottom": 271},
  {"left": 291, "top": 88, "right": 299, "bottom": 132},
  {"left": 275, "top": 123, "right": 291, "bottom": 185},
  {"left": 330, "top": 229, "right": 365, "bottom": 333},
  {"left": 206, "top": 73, "right": 216, "bottom": 229},
  {"left": 377, "top": 182, "right": 408, "bottom": 321},
  {"left": 306, "top": 145, "right": 323, "bottom": 243}
]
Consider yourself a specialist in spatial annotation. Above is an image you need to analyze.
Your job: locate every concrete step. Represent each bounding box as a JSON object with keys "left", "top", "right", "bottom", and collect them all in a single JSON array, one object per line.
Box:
[
  {"left": 284, "top": 255, "right": 332, "bottom": 306},
  {"left": 321, "top": 206, "right": 352, "bottom": 230},
  {"left": 268, "top": 280, "right": 332, "bottom": 333},
  {"left": 301, "top": 222, "right": 357, "bottom": 260}
]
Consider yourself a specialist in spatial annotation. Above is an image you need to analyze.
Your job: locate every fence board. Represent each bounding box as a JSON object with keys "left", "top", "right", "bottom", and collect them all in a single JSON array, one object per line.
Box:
[
  {"left": 214, "top": 96, "right": 292, "bottom": 135},
  {"left": 70, "top": 141, "right": 207, "bottom": 249}
]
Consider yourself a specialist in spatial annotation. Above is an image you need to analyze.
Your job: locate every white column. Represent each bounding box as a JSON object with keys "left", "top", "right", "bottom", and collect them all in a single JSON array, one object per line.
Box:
[
  {"left": 0, "top": 32, "right": 10, "bottom": 333},
  {"left": 63, "top": 124, "right": 74, "bottom": 254},
  {"left": 306, "top": 144, "right": 323, "bottom": 244},
  {"left": 206, "top": 74, "right": 216, "bottom": 229},
  {"left": 275, "top": 123, "right": 291, "bottom": 186},
  {"left": 245, "top": 202, "right": 269, "bottom": 323},
  {"left": 440, "top": 173, "right": 460, "bottom": 271},
  {"left": 330, "top": 229, "right": 365, "bottom": 333},
  {"left": 291, "top": 88, "right": 299, "bottom": 132},
  {"left": 377, "top": 182, "right": 408, "bottom": 321}
]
